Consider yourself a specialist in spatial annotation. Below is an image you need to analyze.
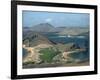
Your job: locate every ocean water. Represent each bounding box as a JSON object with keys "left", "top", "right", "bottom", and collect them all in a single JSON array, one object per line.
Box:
[
  {"left": 43, "top": 33, "right": 89, "bottom": 61},
  {"left": 23, "top": 32, "right": 89, "bottom": 61}
]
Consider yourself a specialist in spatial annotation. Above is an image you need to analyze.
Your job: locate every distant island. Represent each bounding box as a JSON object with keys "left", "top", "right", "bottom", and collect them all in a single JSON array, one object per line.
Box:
[{"left": 22, "top": 23, "right": 89, "bottom": 68}]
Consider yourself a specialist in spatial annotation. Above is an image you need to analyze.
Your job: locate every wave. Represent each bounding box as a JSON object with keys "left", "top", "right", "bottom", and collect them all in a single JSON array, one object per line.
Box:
[
  {"left": 49, "top": 35, "right": 85, "bottom": 39},
  {"left": 76, "top": 36, "right": 85, "bottom": 38},
  {"left": 58, "top": 36, "right": 66, "bottom": 38}
]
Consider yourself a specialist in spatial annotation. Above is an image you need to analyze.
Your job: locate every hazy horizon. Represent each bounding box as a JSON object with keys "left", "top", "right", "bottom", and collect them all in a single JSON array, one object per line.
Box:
[{"left": 22, "top": 11, "right": 90, "bottom": 28}]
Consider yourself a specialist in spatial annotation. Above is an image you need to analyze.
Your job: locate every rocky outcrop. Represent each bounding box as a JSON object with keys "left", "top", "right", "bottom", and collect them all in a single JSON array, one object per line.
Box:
[{"left": 23, "top": 32, "right": 53, "bottom": 47}]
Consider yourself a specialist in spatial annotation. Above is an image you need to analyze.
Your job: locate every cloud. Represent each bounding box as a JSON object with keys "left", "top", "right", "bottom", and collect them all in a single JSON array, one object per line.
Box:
[{"left": 45, "top": 18, "right": 52, "bottom": 22}]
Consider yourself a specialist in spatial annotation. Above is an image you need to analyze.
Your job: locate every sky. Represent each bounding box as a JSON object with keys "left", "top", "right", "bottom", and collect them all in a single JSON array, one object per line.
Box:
[{"left": 22, "top": 11, "right": 90, "bottom": 27}]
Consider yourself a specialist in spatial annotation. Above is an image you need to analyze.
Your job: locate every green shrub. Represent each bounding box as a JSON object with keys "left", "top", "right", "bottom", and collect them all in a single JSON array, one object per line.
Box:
[{"left": 39, "top": 47, "right": 61, "bottom": 63}]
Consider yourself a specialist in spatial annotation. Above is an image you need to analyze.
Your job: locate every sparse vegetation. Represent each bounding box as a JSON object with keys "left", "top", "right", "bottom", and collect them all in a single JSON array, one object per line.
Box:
[
  {"left": 22, "top": 24, "right": 89, "bottom": 68},
  {"left": 39, "top": 47, "right": 61, "bottom": 63}
]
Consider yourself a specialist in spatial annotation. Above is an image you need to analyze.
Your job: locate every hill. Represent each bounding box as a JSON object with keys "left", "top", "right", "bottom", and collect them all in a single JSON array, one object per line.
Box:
[
  {"left": 58, "top": 27, "right": 89, "bottom": 36},
  {"left": 31, "top": 23, "right": 54, "bottom": 32},
  {"left": 23, "top": 31, "right": 53, "bottom": 47}
]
